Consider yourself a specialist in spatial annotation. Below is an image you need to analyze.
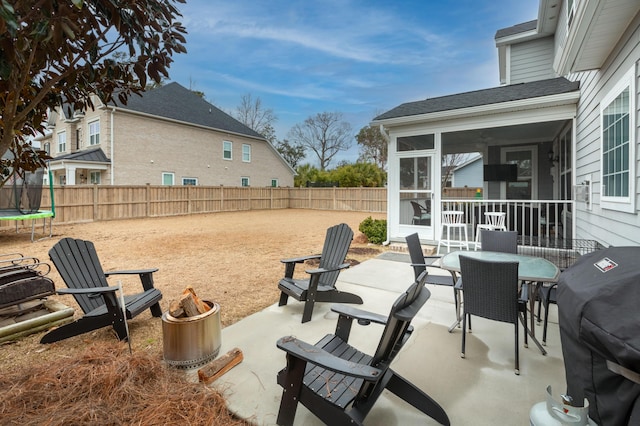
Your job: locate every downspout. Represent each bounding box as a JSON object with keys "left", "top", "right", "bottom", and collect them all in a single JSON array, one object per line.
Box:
[
  {"left": 110, "top": 108, "right": 115, "bottom": 184},
  {"left": 379, "top": 125, "right": 391, "bottom": 246}
]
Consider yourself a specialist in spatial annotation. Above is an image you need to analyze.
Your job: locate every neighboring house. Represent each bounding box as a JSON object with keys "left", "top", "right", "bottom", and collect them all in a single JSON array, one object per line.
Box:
[
  {"left": 39, "top": 82, "right": 295, "bottom": 187},
  {"left": 451, "top": 153, "right": 483, "bottom": 188},
  {"left": 372, "top": 0, "right": 640, "bottom": 248}
]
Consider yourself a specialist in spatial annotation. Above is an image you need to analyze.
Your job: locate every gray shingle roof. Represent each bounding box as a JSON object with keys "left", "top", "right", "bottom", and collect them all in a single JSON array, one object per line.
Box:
[
  {"left": 495, "top": 20, "right": 538, "bottom": 39},
  {"left": 373, "top": 77, "right": 580, "bottom": 121},
  {"left": 112, "top": 82, "right": 264, "bottom": 139},
  {"left": 53, "top": 147, "right": 110, "bottom": 162}
]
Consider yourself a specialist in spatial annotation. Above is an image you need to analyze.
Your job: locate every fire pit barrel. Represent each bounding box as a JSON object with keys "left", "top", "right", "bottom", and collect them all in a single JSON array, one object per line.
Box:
[{"left": 162, "top": 301, "right": 221, "bottom": 369}]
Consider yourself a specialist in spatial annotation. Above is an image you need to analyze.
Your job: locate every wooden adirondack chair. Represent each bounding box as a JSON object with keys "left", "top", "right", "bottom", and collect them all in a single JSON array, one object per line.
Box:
[
  {"left": 275, "top": 271, "right": 450, "bottom": 426},
  {"left": 278, "top": 223, "right": 362, "bottom": 323},
  {"left": 40, "top": 238, "right": 163, "bottom": 344}
]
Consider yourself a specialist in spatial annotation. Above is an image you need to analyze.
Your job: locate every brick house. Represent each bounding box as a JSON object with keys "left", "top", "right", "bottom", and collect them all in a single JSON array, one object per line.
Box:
[{"left": 40, "top": 82, "right": 295, "bottom": 187}]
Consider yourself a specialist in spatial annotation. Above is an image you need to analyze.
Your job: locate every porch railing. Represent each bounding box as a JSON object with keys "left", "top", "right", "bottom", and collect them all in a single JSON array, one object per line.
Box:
[{"left": 440, "top": 199, "right": 573, "bottom": 246}]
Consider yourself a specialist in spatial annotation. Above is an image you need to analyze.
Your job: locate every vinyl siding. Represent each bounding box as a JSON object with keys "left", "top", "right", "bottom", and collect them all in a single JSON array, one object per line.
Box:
[
  {"left": 573, "top": 12, "right": 640, "bottom": 246},
  {"left": 510, "top": 37, "right": 556, "bottom": 84}
]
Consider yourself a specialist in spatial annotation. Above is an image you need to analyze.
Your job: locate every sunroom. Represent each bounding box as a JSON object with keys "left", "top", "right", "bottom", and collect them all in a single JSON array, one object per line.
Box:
[{"left": 372, "top": 77, "right": 582, "bottom": 250}]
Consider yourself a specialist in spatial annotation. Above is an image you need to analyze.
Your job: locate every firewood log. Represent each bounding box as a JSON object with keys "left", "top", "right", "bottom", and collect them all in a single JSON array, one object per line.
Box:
[{"left": 198, "top": 348, "right": 244, "bottom": 384}]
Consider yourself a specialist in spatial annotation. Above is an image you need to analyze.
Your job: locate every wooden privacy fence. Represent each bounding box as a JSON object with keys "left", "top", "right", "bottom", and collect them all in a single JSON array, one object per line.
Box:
[{"left": 0, "top": 186, "right": 387, "bottom": 229}]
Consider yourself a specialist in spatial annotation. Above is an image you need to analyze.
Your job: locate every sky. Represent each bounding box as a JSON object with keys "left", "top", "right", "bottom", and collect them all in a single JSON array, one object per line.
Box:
[{"left": 168, "top": 0, "right": 540, "bottom": 166}]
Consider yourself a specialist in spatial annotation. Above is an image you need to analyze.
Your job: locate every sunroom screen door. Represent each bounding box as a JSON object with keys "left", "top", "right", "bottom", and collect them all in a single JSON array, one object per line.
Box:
[{"left": 399, "top": 156, "right": 434, "bottom": 233}]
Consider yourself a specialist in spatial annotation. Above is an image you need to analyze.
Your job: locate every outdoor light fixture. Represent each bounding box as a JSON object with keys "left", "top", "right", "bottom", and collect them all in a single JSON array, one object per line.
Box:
[{"left": 548, "top": 149, "right": 559, "bottom": 164}]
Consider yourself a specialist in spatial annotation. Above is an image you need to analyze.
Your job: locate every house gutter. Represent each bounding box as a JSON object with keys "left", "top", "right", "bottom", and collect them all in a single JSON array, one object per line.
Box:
[{"left": 371, "top": 91, "right": 580, "bottom": 128}]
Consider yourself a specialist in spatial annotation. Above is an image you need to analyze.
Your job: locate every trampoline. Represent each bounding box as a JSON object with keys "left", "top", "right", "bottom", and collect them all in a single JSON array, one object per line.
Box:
[{"left": 0, "top": 168, "right": 55, "bottom": 242}]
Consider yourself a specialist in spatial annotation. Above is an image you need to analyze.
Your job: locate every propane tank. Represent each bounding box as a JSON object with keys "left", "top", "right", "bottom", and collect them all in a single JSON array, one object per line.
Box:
[{"left": 530, "top": 386, "right": 597, "bottom": 425}]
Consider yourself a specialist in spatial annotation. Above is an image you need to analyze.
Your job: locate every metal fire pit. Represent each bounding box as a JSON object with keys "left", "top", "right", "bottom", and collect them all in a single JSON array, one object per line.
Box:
[{"left": 162, "top": 301, "right": 221, "bottom": 369}]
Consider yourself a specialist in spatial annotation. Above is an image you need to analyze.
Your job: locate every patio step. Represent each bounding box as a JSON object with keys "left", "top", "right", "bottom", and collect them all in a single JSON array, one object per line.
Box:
[{"left": 388, "top": 242, "right": 436, "bottom": 256}]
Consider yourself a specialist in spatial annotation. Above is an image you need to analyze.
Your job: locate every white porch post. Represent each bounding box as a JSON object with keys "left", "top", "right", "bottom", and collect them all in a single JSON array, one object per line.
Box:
[{"left": 66, "top": 166, "right": 76, "bottom": 185}]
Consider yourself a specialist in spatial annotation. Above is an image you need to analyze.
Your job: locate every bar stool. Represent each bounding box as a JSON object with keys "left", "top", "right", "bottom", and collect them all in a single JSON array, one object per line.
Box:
[
  {"left": 437, "top": 211, "right": 469, "bottom": 254},
  {"left": 474, "top": 212, "right": 507, "bottom": 250}
]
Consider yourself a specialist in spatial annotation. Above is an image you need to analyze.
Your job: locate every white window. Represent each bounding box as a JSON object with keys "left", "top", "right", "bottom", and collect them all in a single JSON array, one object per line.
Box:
[
  {"left": 162, "top": 172, "right": 175, "bottom": 186},
  {"left": 223, "top": 141, "right": 232, "bottom": 160},
  {"left": 88, "top": 120, "right": 100, "bottom": 145},
  {"left": 57, "top": 131, "right": 66, "bottom": 153},
  {"left": 242, "top": 144, "right": 251, "bottom": 162},
  {"left": 600, "top": 66, "right": 636, "bottom": 212},
  {"left": 182, "top": 177, "right": 198, "bottom": 186},
  {"left": 59, "top": 175, "right": 66, "bottom": 185},
  {"left": 90, "top": 171, "right": 101, "bottom": 184},
  {"left": 271, "top": 178, "right": 278, "bottom": 187},
  {"left": 241, "top": 177, "right": 250, "bottom": 187}
]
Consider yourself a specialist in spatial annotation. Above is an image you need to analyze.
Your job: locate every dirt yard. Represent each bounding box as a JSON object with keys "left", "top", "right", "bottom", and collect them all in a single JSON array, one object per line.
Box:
[{"left": 0, "top": 209, "right": 387, "bottom": 371}]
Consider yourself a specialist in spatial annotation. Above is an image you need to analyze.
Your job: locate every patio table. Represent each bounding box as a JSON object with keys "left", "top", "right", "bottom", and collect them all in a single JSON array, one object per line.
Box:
[{"left": 438, "top": 250, "right": 560, "bottom": 355}]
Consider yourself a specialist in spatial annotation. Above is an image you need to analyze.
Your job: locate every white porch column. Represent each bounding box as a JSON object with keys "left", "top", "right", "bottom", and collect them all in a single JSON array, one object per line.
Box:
[{"left": 66, "top": 166, "right": 76, "bottom": 185}]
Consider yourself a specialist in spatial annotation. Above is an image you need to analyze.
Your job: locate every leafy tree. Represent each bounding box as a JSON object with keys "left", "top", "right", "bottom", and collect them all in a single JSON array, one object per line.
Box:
[
  {"left": 235, "top": 94, "right": 278, "bottom": 144},
  {"left": 356, "top": 125, "right": 388, "bottom": 169},
  {"left": 329, "top": 162, "right": 386, "bottom": 187},
  {"left": 275, "top": 139, "right": 306, "bottom": 169},
  {"left": 288, "top": 112, "right": 352, "bottom": 171},
  {"left": 0, "top": 0, "right": 187, "bottom": 183},
  {"left": 293, "top": 164, "right": 329, "bottom": 187}
]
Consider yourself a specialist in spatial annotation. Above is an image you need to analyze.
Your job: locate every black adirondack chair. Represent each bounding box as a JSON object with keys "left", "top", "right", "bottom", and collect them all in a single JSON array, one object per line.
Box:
[
  {"left": 276, "top": 271, "right": 450, "bottom": 426},
  {"left": 40, "top": 238, "right": 163, "bottom": 344},
  {"left": 278, "top": 223, "right": 362, "bottom": 323}
]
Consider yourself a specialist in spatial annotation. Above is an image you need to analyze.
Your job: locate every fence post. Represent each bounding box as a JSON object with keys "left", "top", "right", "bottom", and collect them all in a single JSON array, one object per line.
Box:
[
  {"left": 146, "top": 184, "right": 150, "bottom": 217},
  {"left": 93, "top": 184, "right": 99, "bottom": 221},
  {"left": 333, "top": 186, "right": 336, "bottom": 210}
]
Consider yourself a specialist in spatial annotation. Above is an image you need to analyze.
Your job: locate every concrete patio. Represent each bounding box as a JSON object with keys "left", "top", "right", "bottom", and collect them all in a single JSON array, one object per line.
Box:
[{"left": 206, "top": 251, "right": 567, "bottom": 425}]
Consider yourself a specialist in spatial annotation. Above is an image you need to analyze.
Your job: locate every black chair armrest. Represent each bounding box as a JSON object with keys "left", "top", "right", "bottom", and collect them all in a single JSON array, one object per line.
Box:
[
  {"left": 331, "top": 304, "right": 388, "bottom": 326},
  {"left": 280, "top": 254, "right": 322, "bottom": 264},
  {"left": 277, "top": 336, "right": 381, "bottom": 381},
  {"left": 280, "top": 254, "right": 322, "bottom": 278},
  {"left": 454, "top": 277, "right": 463, "bottom": 290},
  {"left": 423, "top": 256, "right": 444, "bottom": 267},
  {"left": 105, "top": 269, "right": 158, "bottom": 292},
  {"left": 306, "top": 262, "right": 350, "bottom": 275},
  {"left": 56, "top": 286, "right": 119, "bottom": 295},
  {"left": 104, "top": 268, "right": 158, "bottom": 277}
]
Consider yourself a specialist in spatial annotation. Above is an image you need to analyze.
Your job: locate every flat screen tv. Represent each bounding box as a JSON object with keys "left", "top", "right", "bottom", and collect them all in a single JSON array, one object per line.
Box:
[{"left": 483, "top": 164, "right": 517, "bottom": 181}]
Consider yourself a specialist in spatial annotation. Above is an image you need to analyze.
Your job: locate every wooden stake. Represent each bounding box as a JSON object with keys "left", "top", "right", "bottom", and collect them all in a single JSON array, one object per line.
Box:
[{"left": 198, "top": 348, "right": 244, "bottom": 384}]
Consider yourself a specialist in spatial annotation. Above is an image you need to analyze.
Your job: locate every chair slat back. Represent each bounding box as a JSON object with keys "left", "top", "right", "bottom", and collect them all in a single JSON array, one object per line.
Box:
[
  {"left": 484, "top": 212, "right": 506, "bottom": 228},
  {"left": 357, "top": 271, "right": 430, "bottom": 399},
  {"left": 318, "top": 223, "right": 353, "bottom": 287},
  {"left": 406, "top": 232, "right": 426, "bottom": 280},
  {"left": 442, "top": 211, "right": 464, "bottom": 224},
  {"left": 49, "top": 238, "right": 110, "bottom": 313},
  {"left": 459, "top": 256, "right": 519, "bottom": 324},
  {"left": 480, "top": 230, "right": 518, "bottom": 253}
]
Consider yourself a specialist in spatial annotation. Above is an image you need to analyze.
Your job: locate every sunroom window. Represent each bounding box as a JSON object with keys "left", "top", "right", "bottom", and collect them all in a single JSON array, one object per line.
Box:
[{"left": 601, "top": 66, "right": 635, "bottom": 212}]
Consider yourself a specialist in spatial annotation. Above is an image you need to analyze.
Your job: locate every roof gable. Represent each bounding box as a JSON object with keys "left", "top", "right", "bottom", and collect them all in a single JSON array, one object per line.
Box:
[
  {"left": 374, "top": 77, "right": 580, "bottom": 121},
  {"left": 113, "top": 82, "right": 264, "bottom": 140},
  {"left": 495, "top": 19, "right": 538, "bottom": 39}
]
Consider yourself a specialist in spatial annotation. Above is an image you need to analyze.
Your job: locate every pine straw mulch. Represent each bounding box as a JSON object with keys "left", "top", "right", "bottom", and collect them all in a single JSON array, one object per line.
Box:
[
  {"left": 0, "top": 210, "right": 388, "bottom": 425},
  {"left": 0, "top": 340, "right": 251, "bottom": 426}
]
